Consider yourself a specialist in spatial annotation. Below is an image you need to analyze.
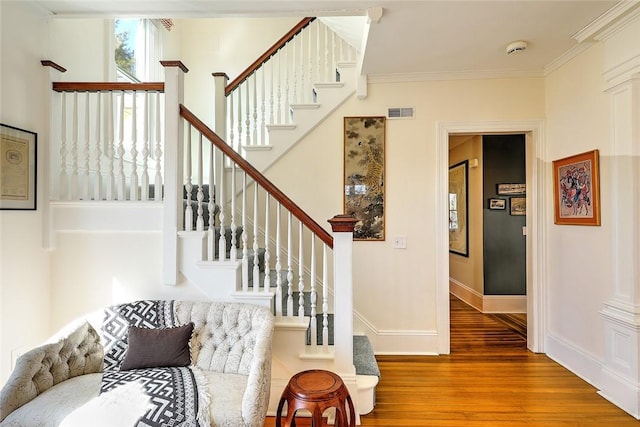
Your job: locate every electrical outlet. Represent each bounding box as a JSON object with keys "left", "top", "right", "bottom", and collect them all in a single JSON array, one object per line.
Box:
[{"left": 392, "top": 236, "right": 407, "bottom": 249}]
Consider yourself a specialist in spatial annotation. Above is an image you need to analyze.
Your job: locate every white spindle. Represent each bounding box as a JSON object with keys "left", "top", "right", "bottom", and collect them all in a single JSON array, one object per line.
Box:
[
  {"left": 310, "top": 234, "right": 317, "bottom": 347},
  {"left": 331, "top": 30, "right": 336, "bottom": 81},
  {"left": 316, "top": 21, "right": 321, "bottom": 84},
  {"left": 252, "top": 73, "right": 258, "bottom": 146},
  {"left": 196, "top": 133, "right": 204, "bottom": 231},
  {"left": 322, "top": 244, "right": 329, "bottom": 349},
  {"left": 245, "top": 78, "right": 251, "bottom": 147},
  {"left": 106, "top": 92, "right": 115, "bottom": 201},
  {"left": 154, "top": 92, "right": 162, "bottom": 201},
  {"left": 141, "top": 92, "right": 150, "bottom": 201},
  {"left": 117, "top": 91, "right": 125, "bottom": 200},
  {"left": 237, "top": 86, "right": 243, "bottom": 152},
  {"left": 263, "top": 194, "right": 271, "bottom": 292},
  {"left": 298, "top": 222, "right": 305, "bottom": 318},
  {"left": 276, "top": 53, "right": 283, "bottom": 124},
  {"left": 260, "top": 66, "right": 266, "bottom": 146},
  {"left": 207, "top": 143, "right": 216, "bottom": 261},
  {"left": 284, "top": 44, "right": 290, "bottom": 124},
  {"left": 228, "top": 89, "right": 235, "bottom": 151},
  {"left": 287, "top": 212, "right": 294, "bottom": 317},
  {"left": 269, "top": 60, "right": 275, "bottom": 126},
  {"left": 275, "top": 202, "right": 283, "bottom": 316},
  {"left": 241, "top": 171, "right": 249, "bottom": 291},
  {"left": 218, "top": 153, "right": 226, "bottom": 260},
  {"left": 94, "top": 92, "right": 103, "bottom": 201},
  {"left": 71, "top": 92, "right": 79, "bottom": 200},
  {"left": 83, "top": 92, "right": 90, "bottom": 200},
  {"left": 130, "top": 91, "right": 139, "bottom": 201},
  {"left": 324, "top": 24, "right": 330, "bottom": 82},
  {"left": 59, "top": 92, "right": 68, "bottom": 200},
  {"left": 184, "top": 126, "right": 193, "bottom": 231},
  {"left": 253, "top": 184, "right": 260, "bottom": 292},
  {"left": 230, "top": 162, "right": 238, "bottom": 261},
  {"left": 300, "top": 30, "right": 306, "bottom": 104}
]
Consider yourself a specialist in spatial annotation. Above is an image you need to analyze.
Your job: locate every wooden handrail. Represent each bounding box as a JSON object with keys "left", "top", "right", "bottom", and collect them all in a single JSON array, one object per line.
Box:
[
  {"left": 225, "top": 17, "right": 316, "bottom": 96},
  {"left": 52, "top": 82, "right": 165, "bottom": 93},
  {"left": 180, "top": 103, "right": 333, "bottom": 249}
]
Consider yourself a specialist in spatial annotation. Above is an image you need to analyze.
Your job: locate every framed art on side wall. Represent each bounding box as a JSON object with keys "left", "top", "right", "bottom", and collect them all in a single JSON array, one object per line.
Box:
[
  {"left": 449, "top": 160, "right": 468, "bottom": 256},
  {"left": 553, "top": 149, "right": 600, "bottom": 226},
  {"left": 0, "top": 123, "right": 37, "bottom": 210},
  {"left": 344, "top": 116, "right": 385, "bottom": 240}
]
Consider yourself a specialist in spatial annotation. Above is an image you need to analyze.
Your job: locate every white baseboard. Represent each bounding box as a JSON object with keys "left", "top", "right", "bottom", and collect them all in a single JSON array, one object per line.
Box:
[
  {"left": 545, "top": 333, "right": 603, "bottom": 389},
  {"left": 449, "top": 279, "right": 526, "bottom": 313}
]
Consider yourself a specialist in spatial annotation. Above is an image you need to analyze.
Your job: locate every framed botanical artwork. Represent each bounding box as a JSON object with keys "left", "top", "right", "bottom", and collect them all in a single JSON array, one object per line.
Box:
[
  {"left": 343, "top": 116, "right": 385, "bottom": 240},
  {"left": 0, "top": 123, "right": 37, "bottom": 210},
  {"left": 510, "top": 197, "right": 526, "bottom": 216},
  {"left": 553, "top": 149, "right": 600, "bottom": 226},
  {"left": 489, "top": 198, "right": 506, "bottom": 210},
  {"left": 497, "top": 183, "right": 526, "bottom": 195},
  {"left": 449, "top": 160, "right": 468, "bottom": 256}
]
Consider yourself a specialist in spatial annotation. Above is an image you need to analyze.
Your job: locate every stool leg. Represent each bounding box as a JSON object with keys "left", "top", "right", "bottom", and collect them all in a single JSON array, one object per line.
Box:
[{"left": 276, "top": 398, "right": 286, "bottom": 427}]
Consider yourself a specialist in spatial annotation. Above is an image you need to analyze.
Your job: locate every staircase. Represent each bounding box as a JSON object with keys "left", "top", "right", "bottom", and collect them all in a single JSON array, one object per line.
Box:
[{"left": 42, "top": 17, "right": 379, "bottom": 421}]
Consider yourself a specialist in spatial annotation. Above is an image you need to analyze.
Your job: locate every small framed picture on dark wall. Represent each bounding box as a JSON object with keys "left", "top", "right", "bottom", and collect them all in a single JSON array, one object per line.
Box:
[
  {"left": 510, "top": 197, "right": 526, "bottom": 216},
  {"left": 488, "top": 198, "right": 506, "bottom": 210}
]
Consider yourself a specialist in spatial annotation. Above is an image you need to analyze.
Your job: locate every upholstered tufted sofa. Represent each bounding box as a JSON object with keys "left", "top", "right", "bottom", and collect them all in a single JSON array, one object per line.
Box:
[{"left": 0, "top": 300, "right": 274, "bottom": 427}]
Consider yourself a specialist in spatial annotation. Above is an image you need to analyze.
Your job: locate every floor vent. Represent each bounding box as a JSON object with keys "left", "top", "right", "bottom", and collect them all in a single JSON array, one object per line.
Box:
[{"left": 387, "top": 107, "right": 414, "bottom": 119}]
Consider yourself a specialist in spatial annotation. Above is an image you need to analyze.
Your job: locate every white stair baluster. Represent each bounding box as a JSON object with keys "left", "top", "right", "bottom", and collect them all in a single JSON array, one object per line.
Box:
[
  {"left": 71, "top": 92, "right": 78, "bottom": 200},
  {"left": 286, "top": 212, "right": 293, "bottom": 317},
  {"left": 228, "top": 89, "right": 235, "bottom": 151},
  {"left": 237, "top": 86, "right": 243, "bottom": 153},
  {"left": 252, "top": 73, "right": 258, "bottom": 146},
  {"left": 298, "top": 222, "right": 305, "bottom": 318},
  {"left": 284, "top": 43, "right": 290, "bottom": 123},
  {"left": 116, "top": 91, "right": 125, "bottom": 200},
  {"left": 322, "top": 244, "right": 329, "bottom": 350},
  {"left": 316, "top": 21, "right": 321, "bottom": 84},
  {"left": 331, "top": 30, "right": 336, "bottom": 81},
  {"left": 106, "top": 91, "right": 115, "bottom": 201},
  {"left": 218, "top": 153, "right": 226, "bottom": 260},
  {"left": 196, "top": 133, "right": 204, "bottom": 231},
  {"left": 184, "top": 125, "right": 193, "bottom": 231},
  {"left": 129, "top": 91, "right": 139, "bottom": 201},
  {"left": 140, "top": 91, "right": 149, "bottom": 201},
  {"left": 299, "top": 30, "right": 306, "bottom": 104},
  {"left": 324, "top": 23, "right": 330, "bottom": 82},
  {"left": 154, "top": 92, "right": 162, "bottom": 201},
  {"left": 263, "top": 194, "right": 271, "bottom": 293},
  {"left": 253, "top": 183, "right": 260, "bottom": 292},
  {"left": 83, "top": 92, "right": 90, "bottom": 200},
  {"left": 230, "top": 162, "right": 237, "bottom": 261},
  {"left": 275, "top": 202, "right": 283, "bottom": 316},
  {"left": 308, "top": 22, "right": 314, "bottom": 100},
  {"left": 207, "top": 143, "right": 216, "bottom": 260},
  {"left": 94, "top": 92, "right": 103, "bottom": 201},
  {"left": 241, "top": 171, "right": 248, "bottom": 291},
  {"left": 310, "top": 234, "right": 317, "bottom": 347},
  {"left": 276, "top": 53, "right": 282, "bottom": 124},
  {"left": 245, "top": 78, "right": 251, "bottom": 147},
  {"left": 269, "top": 60, "right": 275, "bottom": 126},
  {"left": 260, "top": 66, "right": 266, "bottom": 146},
  {"left": 59, "top": 92, "right": 68, "bottom": 200}
]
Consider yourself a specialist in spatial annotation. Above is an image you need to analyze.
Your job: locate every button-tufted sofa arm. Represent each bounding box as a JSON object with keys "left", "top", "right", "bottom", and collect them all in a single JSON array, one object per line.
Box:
[{"left": 0, "top": 321, "right": 103, "bottom": 422}]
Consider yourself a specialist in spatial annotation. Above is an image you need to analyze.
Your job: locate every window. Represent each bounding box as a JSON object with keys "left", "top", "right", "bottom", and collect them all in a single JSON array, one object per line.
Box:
[{"left": 114, "top": 19, "right": 162, "bottom": 82}]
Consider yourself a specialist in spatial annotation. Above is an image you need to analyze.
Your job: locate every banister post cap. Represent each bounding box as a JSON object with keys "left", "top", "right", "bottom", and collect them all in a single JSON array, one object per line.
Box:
[{"left": 328, "top": 214, "right": 358, "bottom": 232}]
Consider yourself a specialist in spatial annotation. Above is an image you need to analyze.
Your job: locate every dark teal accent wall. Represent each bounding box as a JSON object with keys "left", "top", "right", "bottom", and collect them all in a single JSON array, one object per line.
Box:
[{"left": 482, "top": 135, "right": 526, "bottom": 296}]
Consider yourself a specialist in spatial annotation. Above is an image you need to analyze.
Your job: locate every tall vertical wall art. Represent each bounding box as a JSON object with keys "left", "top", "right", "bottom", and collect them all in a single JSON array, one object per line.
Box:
[{"left": 343, "top": 116, "right": 385, "bottom": 241}]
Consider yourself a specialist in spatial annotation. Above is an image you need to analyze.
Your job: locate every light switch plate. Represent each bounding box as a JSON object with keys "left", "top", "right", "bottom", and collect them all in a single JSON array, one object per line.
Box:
[{"left": 392, "top": 236, "right": 407, "bottom": 249}]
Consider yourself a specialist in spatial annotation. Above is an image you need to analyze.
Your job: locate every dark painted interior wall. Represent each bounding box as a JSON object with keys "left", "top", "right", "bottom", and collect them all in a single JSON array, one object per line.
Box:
[{"left": 482, "top": 135, "right": 526, "bottom": 295}]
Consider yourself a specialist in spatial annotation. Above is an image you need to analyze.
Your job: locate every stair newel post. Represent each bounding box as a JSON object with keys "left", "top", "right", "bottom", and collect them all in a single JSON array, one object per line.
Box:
[
  {"left": 161, "top": 60, "right": 188, "bottom": 286},
  {"left": 328, "top": 214, "right": 358, "bottom": 374},
  {"left": 212, "top": 72, "right": 228, "bottom": 144}
]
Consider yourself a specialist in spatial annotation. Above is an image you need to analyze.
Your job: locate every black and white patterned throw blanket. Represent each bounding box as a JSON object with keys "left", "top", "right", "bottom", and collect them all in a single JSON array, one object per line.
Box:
[{"left": 101, "top": 300, "right": 206, "bottom": 427}]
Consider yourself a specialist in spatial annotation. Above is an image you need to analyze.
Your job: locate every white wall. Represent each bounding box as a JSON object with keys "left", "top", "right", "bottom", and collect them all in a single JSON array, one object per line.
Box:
[
  {"left": 0, "top": 1, "right": 52, "bottom": 384},
  {"left": 265, "top": 77, "right": 545, "bottom": 353},
  {"left": 544, "top": 43, "right": 611, "bottom": 364}
]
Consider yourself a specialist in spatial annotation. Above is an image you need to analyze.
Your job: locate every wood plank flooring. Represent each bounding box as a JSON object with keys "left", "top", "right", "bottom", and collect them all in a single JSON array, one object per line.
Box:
[{"left": 264, "top": 295, "right": 638, "bottom": 426}]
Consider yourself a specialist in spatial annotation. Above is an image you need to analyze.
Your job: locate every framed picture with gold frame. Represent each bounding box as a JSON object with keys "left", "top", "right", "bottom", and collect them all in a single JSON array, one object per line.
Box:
[
  {"left": 1, "top": 123, "right": 37, "bottom": 210},
  {"left": 343, "top": 116, "right": 385, "bottom": 241},
  {"left": 553, "top": 149, "right": 600, "bottom": 226}
]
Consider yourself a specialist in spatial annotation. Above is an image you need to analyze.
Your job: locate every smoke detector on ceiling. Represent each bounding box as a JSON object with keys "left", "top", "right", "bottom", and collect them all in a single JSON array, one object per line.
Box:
[{"left": 506, "top": 40, "right": 528, "bottom": 55}]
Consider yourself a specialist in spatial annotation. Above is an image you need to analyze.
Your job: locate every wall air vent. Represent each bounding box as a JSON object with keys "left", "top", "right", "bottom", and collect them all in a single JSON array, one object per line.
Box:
[{"left": 387, "top": 107, "right": 414, "bottom": 119}]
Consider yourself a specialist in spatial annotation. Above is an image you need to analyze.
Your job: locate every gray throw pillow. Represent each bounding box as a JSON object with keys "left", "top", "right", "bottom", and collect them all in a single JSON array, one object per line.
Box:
[{"left": 121, "top": 323, "right": 193, "bottom": 371}]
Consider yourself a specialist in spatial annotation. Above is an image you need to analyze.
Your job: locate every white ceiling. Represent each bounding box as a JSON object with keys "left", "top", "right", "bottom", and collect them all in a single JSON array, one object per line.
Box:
[{"left": 29, "top": 0, "right": 625, "bottom": 79}]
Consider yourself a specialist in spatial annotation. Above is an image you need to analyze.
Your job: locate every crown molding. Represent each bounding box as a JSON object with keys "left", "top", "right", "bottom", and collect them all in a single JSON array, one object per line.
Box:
[
  {"left": 544, "top": 42, "right": 595, "bottom": 76},
  {"left": 573, "top": 1, "right": 640, "bottom": 43},
  {"left": 367, "top": 68, "right": 543, "bottom": 84}
]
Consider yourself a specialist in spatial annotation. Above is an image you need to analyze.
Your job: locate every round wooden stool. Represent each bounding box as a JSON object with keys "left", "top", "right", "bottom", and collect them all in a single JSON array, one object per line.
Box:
[{"left": 276, "top": 369, "right": 356, "bottom": 427}]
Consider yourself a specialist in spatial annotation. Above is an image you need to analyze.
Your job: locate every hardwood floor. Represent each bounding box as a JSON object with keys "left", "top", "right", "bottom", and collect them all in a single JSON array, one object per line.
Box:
[{"left": 264, "top": 295, "right": 638, "bottom": 426}]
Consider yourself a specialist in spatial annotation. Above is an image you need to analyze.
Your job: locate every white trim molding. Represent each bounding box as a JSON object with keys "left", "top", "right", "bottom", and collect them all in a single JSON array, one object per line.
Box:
[
  {"left": 450, "top": 279, "right": 527, "bottom": 313},
  {"left": 437, "top": 119, "right": 546, "bottom": 354}
]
